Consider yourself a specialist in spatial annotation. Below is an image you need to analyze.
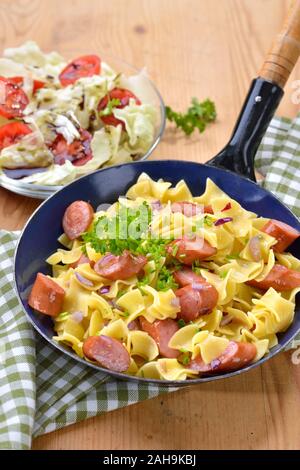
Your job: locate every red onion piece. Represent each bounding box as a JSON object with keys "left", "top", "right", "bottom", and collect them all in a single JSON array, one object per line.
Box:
[
  {"left": 220, "top": 315, "right": 232, "bottom": 326},
  {"left": 210, "top": 358, "right": 221, "bottom": 370},
  {"left": 71, "top": 311, "right": 84, "bottom": 323},
  {"left": 108, "top": 299, "right": 119, "bottom": 309},
  {"left": 171, "top": 297, "right": 180, "bottom": 308},
  {"left": 99, "top": 285, "right": 110, "bottom": 294},
  {"left": 99, "top": 253, "right": 115, "bottom": 264},
  {"left": 151, "top": 200, "right": 162, "bottom": 211},
  {"left": 75, "top": 272, "right": 94, "bottom": 287},
  {"left": 221, "top": 202, "right": 232, "bottom": 212},
  {"left": 214, "top": 217, "right": 233, "bottom": 226},
  {"left": 191, "top": 282, "right": 205, "bottom": 290},
  {"left": 128, "top": 320, "right": 140, "bottom": 331},
  {"left": 248, "top": 236, "right": 262, "bottom": 262}
]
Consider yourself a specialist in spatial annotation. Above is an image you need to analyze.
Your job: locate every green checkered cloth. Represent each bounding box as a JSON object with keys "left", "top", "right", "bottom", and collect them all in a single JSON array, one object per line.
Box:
[
  {"left": 255, "top": 114, "right": 300, "bottom": 217},
  {"left": 1, "top": 114, "right": 300, "bottom": 450}
]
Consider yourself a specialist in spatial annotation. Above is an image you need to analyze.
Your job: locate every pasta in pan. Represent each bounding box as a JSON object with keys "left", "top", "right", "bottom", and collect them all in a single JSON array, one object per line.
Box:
[{"left": 28, "top": 174, "right": 300, "bottom": 380}]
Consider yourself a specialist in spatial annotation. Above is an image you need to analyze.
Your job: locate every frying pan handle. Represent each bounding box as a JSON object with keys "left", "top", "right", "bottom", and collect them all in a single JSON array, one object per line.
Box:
[
  {"left": 207, "top": 0, "right": 300, "bottom": 181},
  {"left": 259, "top": 0, "right": 300, "bottom": 88}
]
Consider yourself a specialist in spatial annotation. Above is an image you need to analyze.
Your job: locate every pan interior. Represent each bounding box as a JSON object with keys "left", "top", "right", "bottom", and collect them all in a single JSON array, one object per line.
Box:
[{"left": 14, "top": 160, "right": 300, "bottom": 385}]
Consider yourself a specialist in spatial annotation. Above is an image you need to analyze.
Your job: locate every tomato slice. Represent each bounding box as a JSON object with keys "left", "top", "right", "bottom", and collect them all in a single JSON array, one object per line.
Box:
[
  {"left": 59, "top": 55, "right": 101, "bottom": 86},
  {"left": 9, "top": 77, "right": 45, "bottom": 93},
  {"left": 0, "top": 76, "right": 29, "bottom": 119},
  {"left": 49, "top": 128, "right": 93, "bottom": 166},
  {"left": 32, "top": 79, "right": 45, "bottom": 93},
  {"left": 98, "top": 88, "right": 141, "bottom": 128},
  {"left": 0, "top": 121, "right": 32, "bottom": 150}
]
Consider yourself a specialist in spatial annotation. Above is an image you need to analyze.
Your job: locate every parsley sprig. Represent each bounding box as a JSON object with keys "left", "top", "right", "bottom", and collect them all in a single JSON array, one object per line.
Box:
[
  {"left": 83, "top": 203, "right": 177, "bottom": 291},
  {"left": 98, "top": 98, "right": 121, "bottom": 117},
  {"left": 156, "top": 266, "right": 179, "bottom": 291},
  {"left": 166, "top": 98, "right": 216, "bottom": 136},
  {"left": 83, "top": 202, "right": 152, "bottom": 255}
]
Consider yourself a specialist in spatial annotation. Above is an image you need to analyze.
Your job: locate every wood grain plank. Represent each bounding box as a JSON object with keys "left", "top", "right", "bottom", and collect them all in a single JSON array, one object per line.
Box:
[{"left": 0, "top": 0, "right": 299, "bottom": 450}]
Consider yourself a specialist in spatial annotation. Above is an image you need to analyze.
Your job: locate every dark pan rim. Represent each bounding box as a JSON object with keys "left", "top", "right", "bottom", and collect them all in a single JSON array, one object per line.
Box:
[{"left": 13, "top": 159, "right": 300, "bottom": 387}]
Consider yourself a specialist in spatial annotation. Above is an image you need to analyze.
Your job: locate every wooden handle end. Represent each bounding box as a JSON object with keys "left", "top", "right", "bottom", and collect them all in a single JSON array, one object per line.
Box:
[{"left": 259, "top": 0, "right": 300, "bottom": 87}]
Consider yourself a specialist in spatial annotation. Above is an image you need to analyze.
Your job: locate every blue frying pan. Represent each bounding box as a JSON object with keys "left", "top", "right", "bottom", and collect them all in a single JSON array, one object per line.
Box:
[{"left": 14, "top": 3, "right": 300, "bottom": 386}]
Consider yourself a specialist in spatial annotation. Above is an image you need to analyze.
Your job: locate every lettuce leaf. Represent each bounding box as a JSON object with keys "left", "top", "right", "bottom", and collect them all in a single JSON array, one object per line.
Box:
[
  {"left": 4, "top": 41, "right": 66, "bottom": 84},
  {"left": 18, "top": 125, "right": 132, "bottom": 185},
  {"left": 25, "top": 110, "right": 81, "bottom": 145},
  {"left": 20, "top": 160, "right": 77, "bottom": 185},
  {"left": 29, "top": 74, "right": 115, "bottom": 129},
  {"left": 113, "top": 100, "right": 157, "bottom": 154},
  {"left": 119, "top": 68, "right": 159, "bottom": 106},
  {"left": 0, "top": 129, "right": 53, "bottom": 169},
  {"left": 73, "top": 74, "right": 115, "bottom": 129}
]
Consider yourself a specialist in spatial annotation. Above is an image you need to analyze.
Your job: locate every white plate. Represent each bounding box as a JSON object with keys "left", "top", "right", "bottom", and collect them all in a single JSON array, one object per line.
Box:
[
  {"left": 0, "top": 51, "right": 166, "bottom": 200},
  {"left": 0, "top": 174, "right": 60, "bottom": 199}
]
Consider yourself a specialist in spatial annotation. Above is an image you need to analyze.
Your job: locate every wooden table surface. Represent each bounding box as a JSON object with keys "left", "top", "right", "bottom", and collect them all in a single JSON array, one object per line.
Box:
[{"left": 1, "top": 0, "right": 300, "bottom": 450}]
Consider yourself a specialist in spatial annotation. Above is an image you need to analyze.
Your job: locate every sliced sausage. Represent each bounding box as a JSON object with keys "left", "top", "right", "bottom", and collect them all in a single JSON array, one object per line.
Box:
[
  {"left": 62, "top": 200, "right": 94, "bottom": 240},
  {"left": 94, "top": 250, "right": 147, "bottom": 280},
  {"left": 261, "top": 219, "right": 300, "bottom": 252},
  {"left": 83, "top": 335, "right": 130, "bottom": 372},
  {"left": 176, "top": 283, "right": 218, "bottom": 321},
  {"left": 70, "top": 254, "right": 91, "bottom": 269},
  {"left": 189, "top": 341, "right": 257, "bottom": 373},
  {"left": 173, "top": 267, "right": 206, "bottom": 287},
  {"left": 171, "top": 202, "right": 213, "bottom": 217},
  {"left": 28, "top": 272, "right": 65, "bottom": 317},
  {"left": 247, "top": 264, "right": 300, "bottom": 291},
  {"left": 167, "top": 236, "right": 217, "bottom": 265},
  {"left": 139, "top": 317, "right": 179, "bottom": 358}
]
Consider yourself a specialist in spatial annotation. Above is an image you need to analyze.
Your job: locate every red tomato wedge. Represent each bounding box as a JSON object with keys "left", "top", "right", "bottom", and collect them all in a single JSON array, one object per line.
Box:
[
  {"left": 0, "top": 76, "right": 29, "bottom": 119},
  {"left": 49, "top": 129, "right": 93, "bottom": 166},
  {"left": 98, "top": 88, "right": 141, "bottom": 128},
  {"left": 0, "top": 121, "right": 32, "bottom": 150},
  {"left": 9, "top": 76, "right": 45, "bottom": 93},
  {"left": 59, "top": 55, "right": 101, "bottom": 86}
]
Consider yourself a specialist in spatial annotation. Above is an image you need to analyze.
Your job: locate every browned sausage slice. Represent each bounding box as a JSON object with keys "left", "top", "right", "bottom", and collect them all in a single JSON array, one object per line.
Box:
[
  {"left": 94, "top": 250, "right": 147, "bottom": 280},
  {"left": 139, "top": 317, "right": 179, "bottom": 358},
  {"left": 247, "top": 264, "right": 300, "bottom": 291},
  {"left": 28, "top": 272, "right": 65, "bottom": 317},
  {"left": 189, "top": 341, "right": 257, "bottom": 373},
  {"left": 167, "top": 236, "right": 217, "bottom": 265},
  {"left": 70, "top": 254, "right": 92, "bottom": 269},
  {"left": 173, "top": 267, "right": 206, "bottom": 287},
  {"left": 261, "top": 219, "right": 300, "bottom": 252},
  {"left": 83, "top": 335, "right": 130, "bottom": 372},
  {"left": 176, "top": 283, "right": 218, "bottom": 321},
  {"left": 171, "top": 202, "right": 214, "bottom": 217},
  {"left": 62, "top": 200, "right": 94, "bottom": 240}
]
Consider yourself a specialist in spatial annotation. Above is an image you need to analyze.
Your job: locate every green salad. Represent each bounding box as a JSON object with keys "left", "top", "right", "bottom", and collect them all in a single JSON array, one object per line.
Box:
[{"left": 0, "top": 41, "right": 158, "bottom": 185}]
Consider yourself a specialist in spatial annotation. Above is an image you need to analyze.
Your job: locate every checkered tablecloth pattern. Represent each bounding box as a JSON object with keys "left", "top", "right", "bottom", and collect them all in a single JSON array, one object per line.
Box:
[{"left": 1, "top": 114, "right": 300, "bottom": 449}]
